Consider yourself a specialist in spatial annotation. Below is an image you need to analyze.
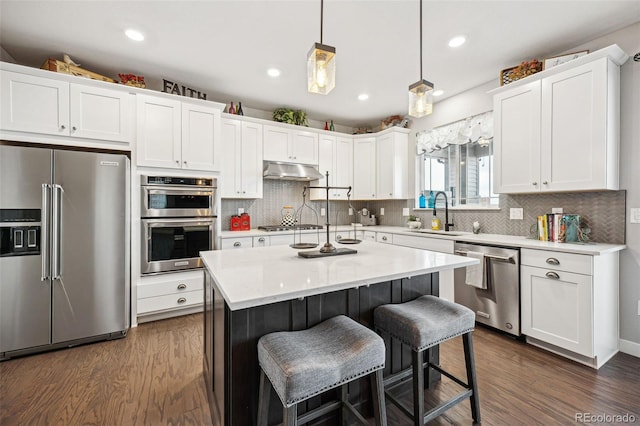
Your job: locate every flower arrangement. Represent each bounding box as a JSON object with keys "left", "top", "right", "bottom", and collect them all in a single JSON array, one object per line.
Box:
[
  {"left": 118, "top": 73, "right": 146, "bottom": 88},
  {"left": 508, "top": 59, "right": 542, "bottom": 80}
]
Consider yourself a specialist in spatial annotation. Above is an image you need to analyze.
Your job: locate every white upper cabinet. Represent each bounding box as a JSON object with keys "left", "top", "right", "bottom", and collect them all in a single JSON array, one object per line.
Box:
[
  {"left": 220, "top": 117, "right": 263, "bottom": 198},
  {"left": 137, "top": 94, "right": 221, "bottom": 172},
  {"left": 263, "top": 124, "right": 318, "bottom": 165},
  {"left": 1, "top": 70, "right": 132, "bottom": 147},
  {"left": 376, "top": 131, "right": 408, "bottom": 199},
  {"left": 352, "top": 137, "right": 377, "bottom": 199},
  {"left": 311, "top": 134, "right": 353, "bottom": 200},
  {"left": 493, "top": 46, "right": 625, "bottom": 194}
]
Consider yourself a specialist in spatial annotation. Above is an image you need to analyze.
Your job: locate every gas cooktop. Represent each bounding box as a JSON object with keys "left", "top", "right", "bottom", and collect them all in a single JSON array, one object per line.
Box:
[{"left": 258, "top": 224, "right": 324, "bottom": 232}]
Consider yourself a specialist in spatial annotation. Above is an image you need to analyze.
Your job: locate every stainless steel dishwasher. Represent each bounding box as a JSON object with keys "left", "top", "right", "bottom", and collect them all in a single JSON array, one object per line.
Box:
[{"left": 454, "top": 242, "right": 521, "bottom": 336}]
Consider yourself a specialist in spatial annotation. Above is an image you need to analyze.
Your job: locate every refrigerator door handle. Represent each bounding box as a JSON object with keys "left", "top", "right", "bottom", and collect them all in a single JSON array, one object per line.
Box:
[
  {"left": 41, "top": 184, "right": 51, "bottom": 281},
  {"left": 52, "top": 184, "right": 64, "bottom": 280}
]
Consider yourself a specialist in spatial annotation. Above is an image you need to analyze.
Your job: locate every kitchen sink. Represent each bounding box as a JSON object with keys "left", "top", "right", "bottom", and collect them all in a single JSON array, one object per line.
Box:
[{"left": 408, "top": 229, "right": 464, "bottom": 236}]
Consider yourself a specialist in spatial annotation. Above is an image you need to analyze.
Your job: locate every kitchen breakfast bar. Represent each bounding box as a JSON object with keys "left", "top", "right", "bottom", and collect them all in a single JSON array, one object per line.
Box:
[{"left": 200, "top": 242, "right": 477, "bottom": 425}]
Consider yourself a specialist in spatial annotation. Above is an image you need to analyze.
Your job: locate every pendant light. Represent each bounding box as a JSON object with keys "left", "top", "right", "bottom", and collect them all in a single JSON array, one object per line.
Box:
[
  {"left": 408, "top": 0, "right": 434, "bottom": 117},
  {"left": 307, "top": 0, "right": 336, "bottom": 95}
]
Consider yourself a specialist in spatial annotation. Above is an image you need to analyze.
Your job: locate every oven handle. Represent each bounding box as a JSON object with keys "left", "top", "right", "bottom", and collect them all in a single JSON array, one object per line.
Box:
[
  {"left": 142, "top": 217, "right": 215, "bottom": 227},
  {"left": 143, "top": 187, "right": 214, "bottom": 196},
  {"left": 454, "top": 249, "right": 515, "bottom": 263}
]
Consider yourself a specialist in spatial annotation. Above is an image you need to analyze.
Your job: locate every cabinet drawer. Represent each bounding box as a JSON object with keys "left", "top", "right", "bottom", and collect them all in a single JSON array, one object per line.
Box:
[
  {"left": 521, "top": 248, "right": 592, "bottom": 275},
  {"left": 137, "top": 290, "right": 203, "bottom": 314},
  {"left": 137, "top": 275, "right": 203, "bottom": 299},
  {"left": 221, "top": 237, "right": 252, "bottom": 249},
  {"left": 376, "top": 232, "right": 393, "bottom": 244},
  {"left": 253, "top": 236, "right": 269, "bottom": 247},
  {"left": 363, "top": 231, "right": 376, "bottom": 241},
  {"left": 392, "top": 234, "right": 454, "bottom": 253}
]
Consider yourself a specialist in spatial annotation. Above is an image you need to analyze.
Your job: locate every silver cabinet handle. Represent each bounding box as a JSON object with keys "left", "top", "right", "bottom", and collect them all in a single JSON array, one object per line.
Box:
[
  {"left": 546, "top": 271, "right": 560, "bottom": 279},
  {"left": 60, "top": 125, "right": 66, "bottom": 130},
  {"left": 382, "top": 236, "right": 387, "bottom": 241},
  {"left": 233, "top": 242, "right": 241, "bottom": 247},
  {"left": 41, "top": 184, "right": 50, "bottom": 281},
  {"left": 336, "top": 235, "right": 342, "bottom": 240},
  {"left": 546, "top": 257, "right": 560, "bottom": 265},
  {"left": 175, "top": 160, "right": 179, "bottom": 164},
  {"left": 177, "top": 283, "right": 187, "bottom": 290},
  {"left": 242, "top": 191, "right": 246, "bottom": 194},
  {"left": 72, "top": 126, "right": 77, "bottom": 131},
  {"left": 543, "top": 181, "right": 548, "bottom": 185},
  {"left": 177, "top": 297, "right": 187, "bottom": 304},
  {"left": 532, "top": 182, "right": 538, "bottom": 186},
  {"left": 183, "top": 161, "right": 187, "bottom": 165},
  {"left": 258, "top": 237, "right": 265, "bottom": 242}
]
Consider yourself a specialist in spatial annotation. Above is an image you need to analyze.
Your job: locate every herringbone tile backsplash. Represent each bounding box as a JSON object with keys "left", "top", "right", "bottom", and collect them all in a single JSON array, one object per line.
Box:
[{"left": 222, "top": 182, "right": 626, "bottom": 244}]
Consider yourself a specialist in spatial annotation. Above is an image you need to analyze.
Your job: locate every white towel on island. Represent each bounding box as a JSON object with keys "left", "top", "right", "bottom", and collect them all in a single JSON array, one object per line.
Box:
[{"left": 465, "top": 251, "right": 487, "bottom": 289}]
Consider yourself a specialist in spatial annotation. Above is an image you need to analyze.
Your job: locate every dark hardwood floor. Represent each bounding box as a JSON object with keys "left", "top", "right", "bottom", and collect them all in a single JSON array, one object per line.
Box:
[{"left": 1, "top": 313, "right": 638, "bottom": 425}]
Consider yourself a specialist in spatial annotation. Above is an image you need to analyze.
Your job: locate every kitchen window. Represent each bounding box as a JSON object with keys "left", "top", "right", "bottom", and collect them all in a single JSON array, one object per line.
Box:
[{"left": 417, "top": 111, "right": 499, "bottom": 209}]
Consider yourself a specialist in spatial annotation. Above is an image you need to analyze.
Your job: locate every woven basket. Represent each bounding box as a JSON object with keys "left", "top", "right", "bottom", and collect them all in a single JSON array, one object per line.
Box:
[{"left": 500, "top": 61, "right": 543, "bottom": 86}]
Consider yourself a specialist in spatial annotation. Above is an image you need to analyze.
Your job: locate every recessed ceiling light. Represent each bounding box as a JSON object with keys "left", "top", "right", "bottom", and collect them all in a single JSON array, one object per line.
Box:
[
  {"left": 358, "top": 93, "right": 369, "bottom": 101},
  {"left": 267, "top": 68, "right": 281, "bottom": 78},
  {"left": 125, "top": 29, "right": 144, "bottom": 41},
  {"left": 448, "top": 35, "right": 466, "bottom": 48},
  {"left": 433, "top": 90, "right": 444, "bottom": 97}
]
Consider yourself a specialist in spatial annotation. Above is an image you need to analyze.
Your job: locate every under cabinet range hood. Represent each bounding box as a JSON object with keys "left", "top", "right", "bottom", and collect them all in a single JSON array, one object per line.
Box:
[{"left": 263, "top": 161, "right": 324, "bottom": 181}]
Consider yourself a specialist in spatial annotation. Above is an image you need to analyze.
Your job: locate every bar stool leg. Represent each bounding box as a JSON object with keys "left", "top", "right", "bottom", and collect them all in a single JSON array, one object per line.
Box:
[
  {"left": 463, "top": 332, "right": 481, "bottom": 424},
  {"left": 371, "top": 370, "right": 388, "bottom": 426},
  {"left": 412, "top": 349, "right": 425, "bottom": 426},
  {"left": 283, "top": 403, "right": 297, "bottom": 426},
  {"left": 424, "top": 348, "right": 432, "bottom": 389},
  {"left": 258, "top": 369, "right": 270, "bottom": 426},
  {"left": 340, "top": 383, "right": 349, "bottom": 425}
]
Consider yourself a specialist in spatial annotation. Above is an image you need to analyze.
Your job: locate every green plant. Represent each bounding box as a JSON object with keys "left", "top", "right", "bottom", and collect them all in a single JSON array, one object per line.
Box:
[
  {"left": 272, "top": 107, "right": 308, "bottom": 126},
  {"left": 408, "top": 215, "right": 418, "bottom": 222}
]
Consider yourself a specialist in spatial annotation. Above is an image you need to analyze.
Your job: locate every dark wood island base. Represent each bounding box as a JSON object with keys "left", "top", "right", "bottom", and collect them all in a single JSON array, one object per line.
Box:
[{"left": 204, "top": 270, "right": 440, "bottom": 426}]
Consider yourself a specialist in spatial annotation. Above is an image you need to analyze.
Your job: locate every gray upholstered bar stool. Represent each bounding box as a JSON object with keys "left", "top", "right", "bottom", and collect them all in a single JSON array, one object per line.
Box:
[
  {"left": 257, "top": 315, "right": 387, "bottom": 426},
  {"left": 374, "top": 295, "right": 481, "bottom": 425}
]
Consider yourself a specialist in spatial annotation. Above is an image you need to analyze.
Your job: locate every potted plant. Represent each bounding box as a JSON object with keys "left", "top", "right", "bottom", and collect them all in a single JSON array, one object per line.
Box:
[
  {"left": 407, "top": 215, "right": 422, "bottom": 229},
  {"left": 272, "top": 107, "right": 308, "bottom": 126}
]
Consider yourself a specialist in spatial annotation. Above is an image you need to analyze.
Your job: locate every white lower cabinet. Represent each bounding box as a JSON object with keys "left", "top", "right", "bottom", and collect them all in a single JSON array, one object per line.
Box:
[
  {"left": 376, "top": 232, "right": 393, "bottom": 244},
  {"left": 392, "top": 234, "right": 455, "bottom": 302},
  {"left": 137, "top": 271, "right": 204, "bottom": 320},
  {"left": 520, "top": 248, "right": 619, "bottom": 368}
]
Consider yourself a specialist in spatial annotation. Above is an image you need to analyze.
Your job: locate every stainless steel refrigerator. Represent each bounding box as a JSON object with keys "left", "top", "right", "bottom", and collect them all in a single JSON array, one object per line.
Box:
[{"left": 0, "top": 143, "right": 130, "bottom": 359}]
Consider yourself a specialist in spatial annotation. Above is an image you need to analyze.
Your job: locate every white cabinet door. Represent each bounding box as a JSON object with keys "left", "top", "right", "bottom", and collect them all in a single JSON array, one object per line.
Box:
[
  {"left": 181, "top": 103, "right": 220, "bottom": 172},
  {"left": 376, "top": 133, "right": 395, "bottom": 199},
  {"left": 137, "top": 95, "right": 182, "bottom": 169},
  {"left": 240, "top": 121, "right": 263, "bottom": 198},
  {"left": 221, "top": 237, "right": 253, "bottom": 249},
  {"left": 521, "top": 265, "right": 593, "bottom": 356},
  {"left": 540, "top": 59, "right": 612, "bottom": 191},
  {"left": 263, "top": 125, "right": 290, "bottom": 162},
  {"left": 334, "top": 136, "right": 353, "bottom": 200},
  {"left": 493, "top": 80, "right": 541, "bottom": 194},
  {"left": 69, "top": 83, "right": 132, "bottom": 143},
  {"left": 1, "top": 70, "right": 69, "bottom": 136},
  {"left": 220, "top": 118, "right": 242, "bottom": 197},
  {"left": 312, "top": 134, "right": 335, "bottom": 199},
  {"left": 291, "top": 130, "right": 318, "bottom": 164},
  {"left": 353, "top": 137, "right": 376, "bottom": 199}
]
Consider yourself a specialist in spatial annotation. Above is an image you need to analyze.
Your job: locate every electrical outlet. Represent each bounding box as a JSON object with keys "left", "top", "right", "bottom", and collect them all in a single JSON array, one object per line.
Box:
[
  {"left": 402, "top": 208, "right": 410, "bottom": 216},
  {"left": 509, "top": 208, "right": 523, "bottom": 220},
  {"left": 348, "top": 208, "right": 353, "bottom": 216},
  {"left": 320, "top": 208, "right": 326, "bottom": 216},
  {"left": 238, "top": 208, "right": 244, "bottom": 215},
  {"left": 552, "top": 207, "right": 563, "bottom": 214},
  {"left": 631, "top": 208, "right": 640, "bottom": 224},
  {"left": 380, "top": 208, "right": 385, "bottom": 216}
]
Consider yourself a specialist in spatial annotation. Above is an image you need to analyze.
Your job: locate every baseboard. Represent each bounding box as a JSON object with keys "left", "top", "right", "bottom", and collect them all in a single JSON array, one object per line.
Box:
[{"left": 619, "top": 339, "right": 640, "bottom": 358}]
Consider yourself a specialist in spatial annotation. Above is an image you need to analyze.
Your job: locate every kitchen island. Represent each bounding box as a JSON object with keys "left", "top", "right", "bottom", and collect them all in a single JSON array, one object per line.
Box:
[{"left": 200, "top": 241, "right": 477, "bottom": 426}]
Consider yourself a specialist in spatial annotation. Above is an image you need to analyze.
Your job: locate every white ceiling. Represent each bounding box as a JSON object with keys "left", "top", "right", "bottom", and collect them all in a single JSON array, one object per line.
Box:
[{"left": 1, "top": 1, "right": 639, "bottom": 127}]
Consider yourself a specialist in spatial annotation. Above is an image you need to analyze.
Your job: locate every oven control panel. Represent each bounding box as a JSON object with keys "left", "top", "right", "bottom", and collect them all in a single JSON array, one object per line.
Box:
[{"left": 142, "top": 175, "right": 215, "bottom": 187}]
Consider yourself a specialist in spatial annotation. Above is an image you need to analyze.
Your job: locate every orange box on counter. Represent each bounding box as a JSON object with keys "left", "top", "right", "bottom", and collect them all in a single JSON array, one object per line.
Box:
[{"left": 230, "top": 213, "right": 251, "bottom": 231}]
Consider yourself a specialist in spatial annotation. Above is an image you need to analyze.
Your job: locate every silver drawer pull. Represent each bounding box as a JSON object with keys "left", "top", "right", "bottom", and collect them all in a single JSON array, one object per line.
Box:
[
  {"left": 177, "top": 283, "right": 187, "bottom": 290},
  {"left": 546, "top": 257, "right": 560, "bottom": 265},
  {"left": 177, "top": 297, "right": 187, "bottom": 304},
  {"left": 258, "top": 237, "right": 265, "bottom": 242},
  {"left": 382, "top": 236, "right": 387, "bottom": 241},
  {"left": 546, "top": 271, "right": 560, "bottom": 279},
  {"left": 233, "top": 242, "right": 241, "bottom": 247},
  {"left": 454, "top": 250, "right": 515, "bottom": 263}
]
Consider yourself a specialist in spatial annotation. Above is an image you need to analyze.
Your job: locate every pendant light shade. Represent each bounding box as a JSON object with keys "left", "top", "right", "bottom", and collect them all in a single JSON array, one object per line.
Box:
[
  {"left": 307, "top": 43, "right": 336, "bottom": 94},
  {"left": 308, "top": 0, "right": 336, "bottom": 95},
  {"left": 408, "top": 0, "right": 434, "bottom": 117}
]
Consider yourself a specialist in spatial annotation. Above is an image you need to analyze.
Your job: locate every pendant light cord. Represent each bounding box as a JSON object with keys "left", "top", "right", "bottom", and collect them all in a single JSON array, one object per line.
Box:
[
  {"left": 320, "top": 0, "right": 324, "bottom": 44},
  {"left": 419, "top": 0, "right": 423, "bottom": 79}
]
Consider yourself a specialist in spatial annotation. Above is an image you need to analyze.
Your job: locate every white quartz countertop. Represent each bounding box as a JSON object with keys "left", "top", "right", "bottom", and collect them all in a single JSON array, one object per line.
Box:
[
  {"left": 220, "top": 225, "right": 625, "bottom": 255},
  {"left": 201, "top": 241, "right": 478, "bottom": 311}
]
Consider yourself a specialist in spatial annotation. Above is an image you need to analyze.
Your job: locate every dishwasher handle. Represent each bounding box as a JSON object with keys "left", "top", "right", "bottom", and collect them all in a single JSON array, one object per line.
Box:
[{"left": 454, "top": 249, "right": 516, "bottom": 264}]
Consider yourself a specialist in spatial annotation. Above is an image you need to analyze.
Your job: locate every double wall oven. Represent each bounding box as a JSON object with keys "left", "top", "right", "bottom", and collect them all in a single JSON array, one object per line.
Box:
[{"left": 140, "top": 175, "right": 217, "bottom": 274}]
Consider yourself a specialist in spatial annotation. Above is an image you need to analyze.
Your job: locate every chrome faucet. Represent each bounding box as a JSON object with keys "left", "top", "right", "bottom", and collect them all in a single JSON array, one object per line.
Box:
[{"left": 432, "top": 191, "right": 454, "bottom": 231}]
